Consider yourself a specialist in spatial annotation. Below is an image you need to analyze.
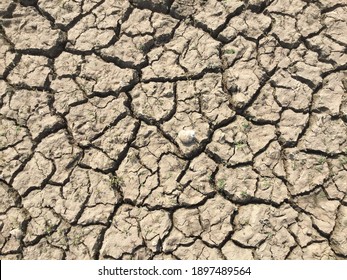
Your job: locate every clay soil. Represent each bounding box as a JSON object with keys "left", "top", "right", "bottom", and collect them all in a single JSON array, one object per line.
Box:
[{"left": 0, "top": 0, "right": 347, "bottom": 260}]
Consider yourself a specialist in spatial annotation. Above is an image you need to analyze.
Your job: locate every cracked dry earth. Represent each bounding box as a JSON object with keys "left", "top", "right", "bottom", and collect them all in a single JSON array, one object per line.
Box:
[{"left": 0, "top": 0, "right": 347, "bottom": 261}]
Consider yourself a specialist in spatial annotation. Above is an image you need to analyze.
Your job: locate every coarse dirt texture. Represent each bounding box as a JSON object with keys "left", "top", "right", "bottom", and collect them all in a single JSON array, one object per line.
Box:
[{"left": 0, "top": 0, "right": 346, "bottom": 260}]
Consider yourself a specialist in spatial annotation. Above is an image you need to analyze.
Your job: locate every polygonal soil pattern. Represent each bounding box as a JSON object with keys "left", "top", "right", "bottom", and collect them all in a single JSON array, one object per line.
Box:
[{"left": 0, "top": 0, "right": 346, "bottom": 260}]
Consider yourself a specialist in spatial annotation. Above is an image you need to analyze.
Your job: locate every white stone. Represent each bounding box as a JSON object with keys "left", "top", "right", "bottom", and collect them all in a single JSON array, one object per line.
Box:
[
  {"left": 178, "top": 130, "right": 196, "bottom": 145},
  {"left": 10, "top": 228, "right": 23, "bottom": 239}
]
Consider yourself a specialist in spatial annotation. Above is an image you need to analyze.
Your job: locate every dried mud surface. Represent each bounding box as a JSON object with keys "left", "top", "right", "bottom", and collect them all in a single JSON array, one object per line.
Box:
[{"left": 0, "top": 0, "right": 347, "bottom": 260}]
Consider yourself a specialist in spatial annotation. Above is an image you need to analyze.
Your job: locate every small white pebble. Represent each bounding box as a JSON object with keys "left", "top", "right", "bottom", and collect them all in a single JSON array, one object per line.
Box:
[
  {"left": 178, "top": 130, "right": 196, "bottom": 145},
  {"left": 10, "top": 228, "right": 23, "bottom": 239},
  {"left": 79, "top": 140, "right": 90, "bottom": 147}
]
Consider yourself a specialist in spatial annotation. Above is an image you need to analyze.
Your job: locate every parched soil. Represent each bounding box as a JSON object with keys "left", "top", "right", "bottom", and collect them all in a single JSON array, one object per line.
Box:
[{"left": 0, "top": 0, "right": 347, "bottom": 260}]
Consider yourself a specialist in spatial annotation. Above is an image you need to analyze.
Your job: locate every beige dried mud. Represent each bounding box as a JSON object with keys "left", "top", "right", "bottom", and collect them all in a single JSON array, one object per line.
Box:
[{"left": 0, "top": 0, "right": 346, "bottom": 260}]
